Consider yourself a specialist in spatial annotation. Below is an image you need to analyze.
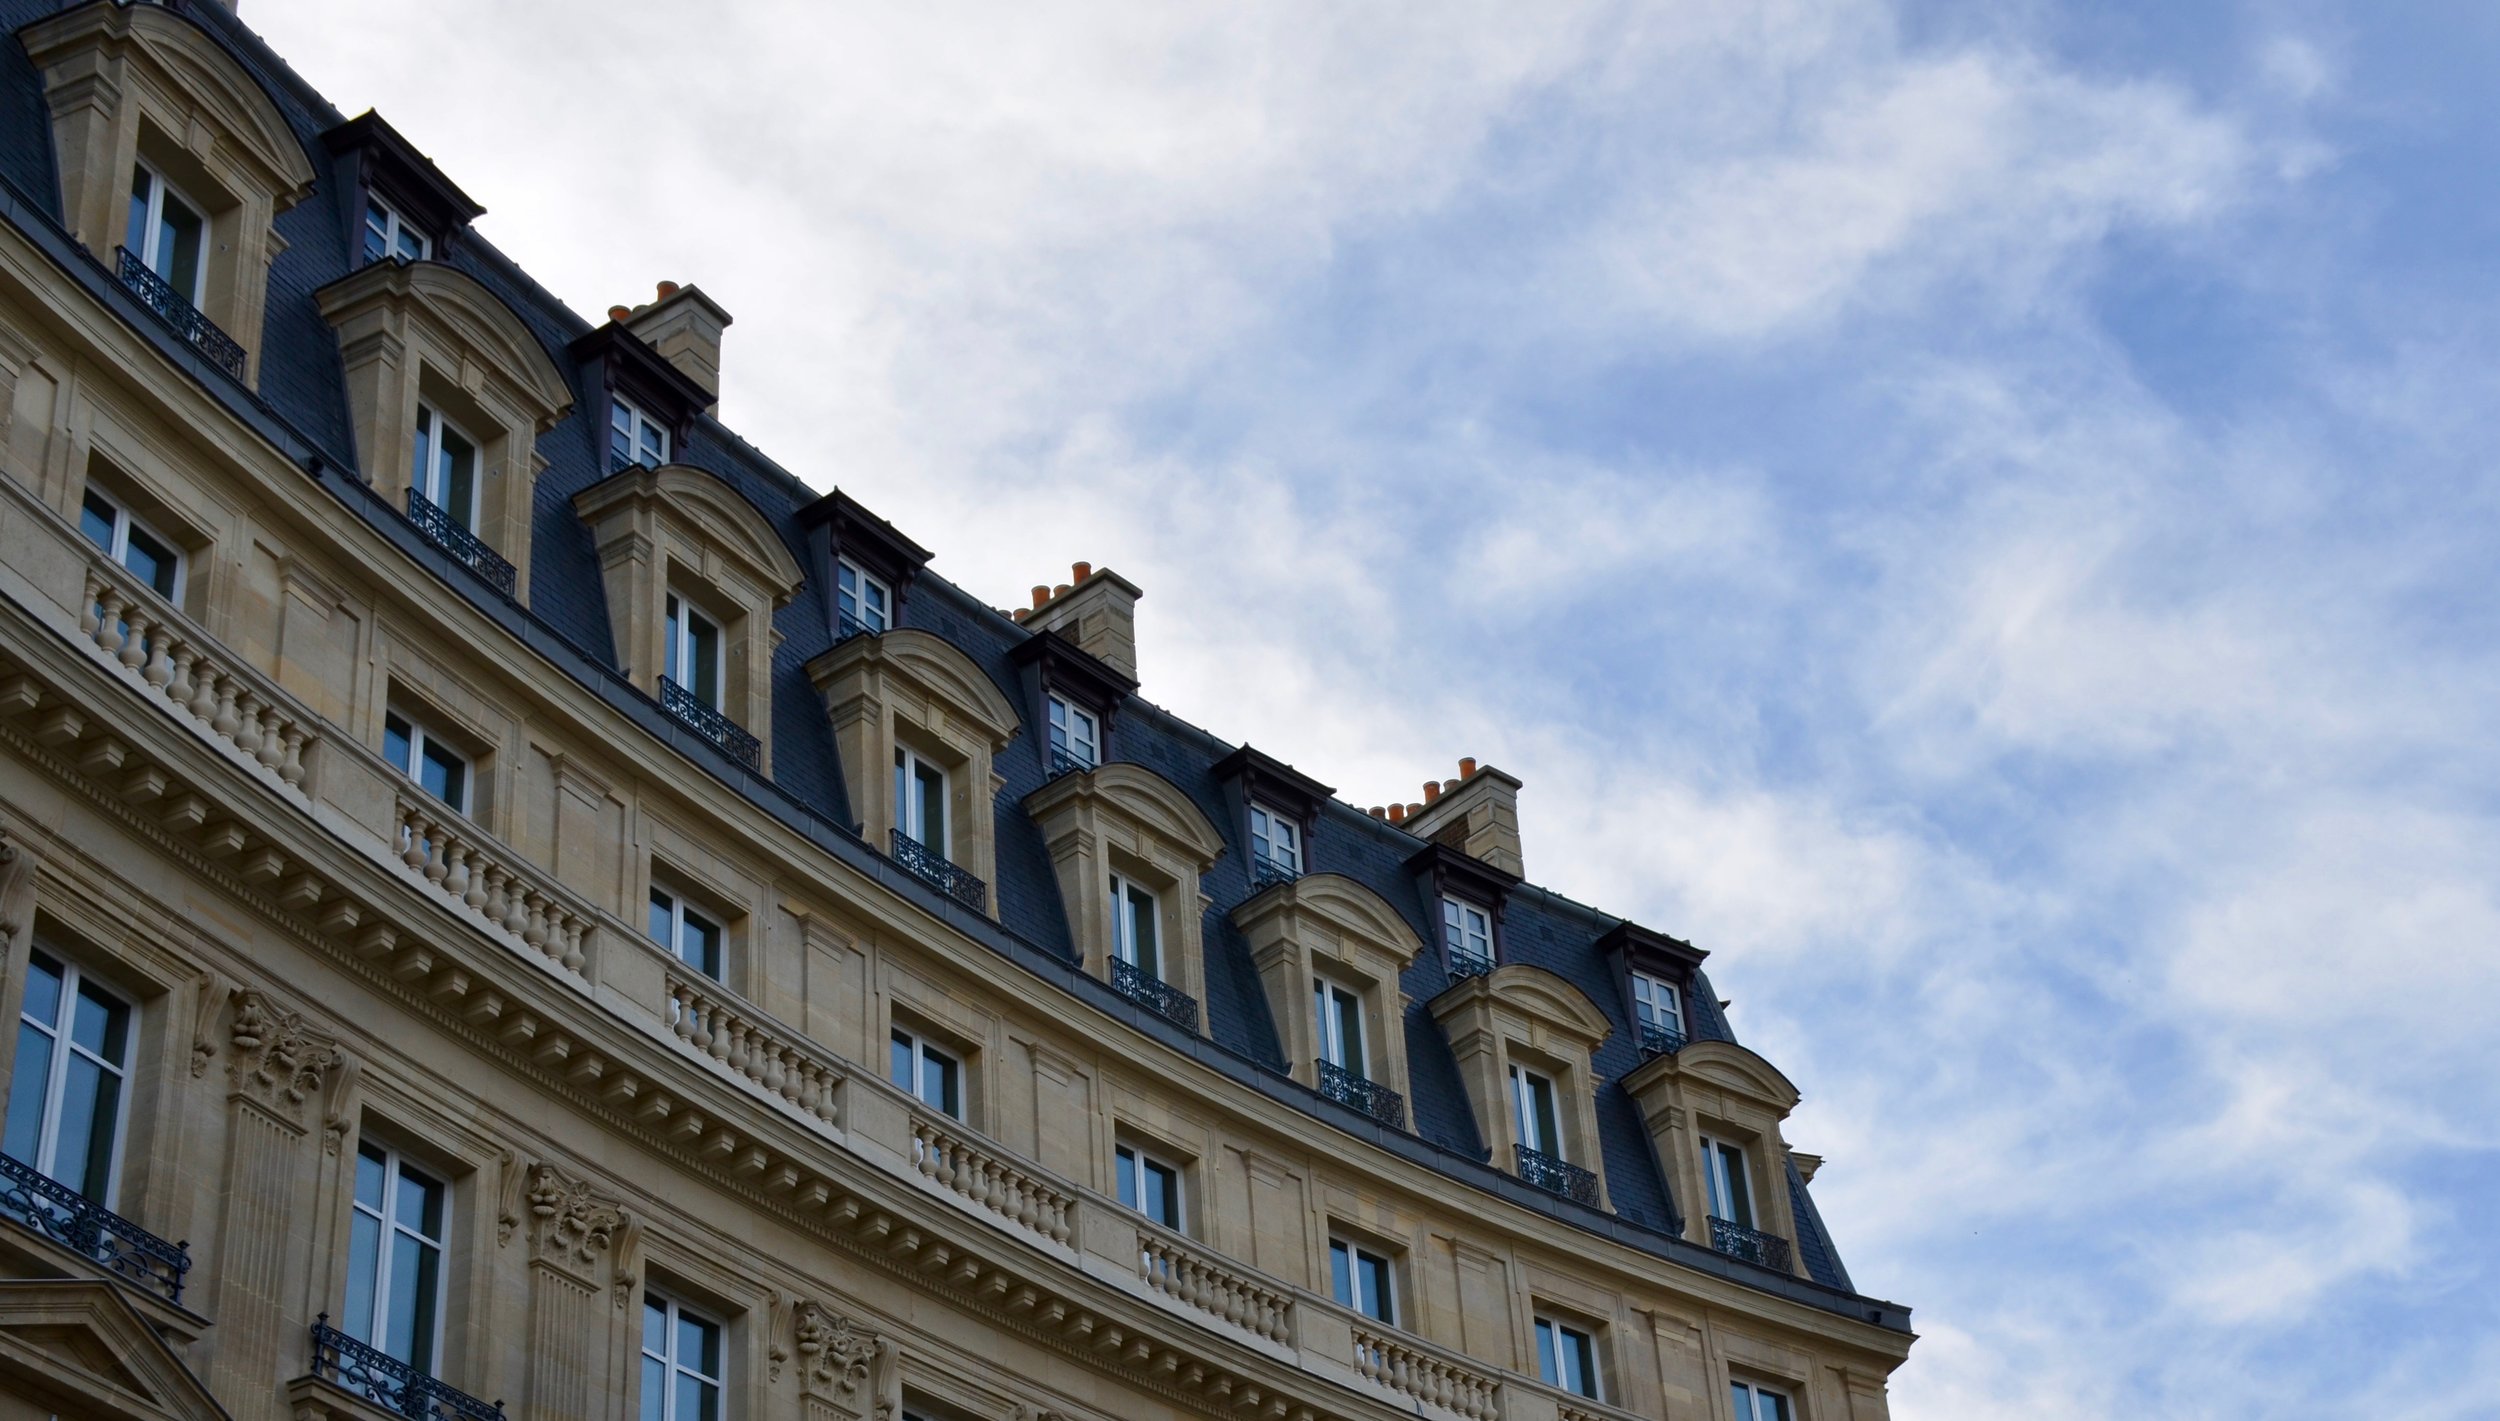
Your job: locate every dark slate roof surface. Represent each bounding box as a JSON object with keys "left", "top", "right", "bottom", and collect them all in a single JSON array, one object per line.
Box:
[{"left": 0, "top": 0, "right": 1887, "bottom": 1317}]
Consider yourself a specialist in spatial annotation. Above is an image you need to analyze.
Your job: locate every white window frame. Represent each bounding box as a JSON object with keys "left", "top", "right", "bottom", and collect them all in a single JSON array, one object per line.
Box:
[
  {"left": 384, "top": 710, "right": 472, "bottom": 817},
  {"left": 663, "top": 594, "right": 723, "bottom": 709},
  {"left": 1631, "top": 971, "right": 1684, "bottom": 1036},
  {"left": 1534, "top": 1316, "right": 1602, "bottom": 1400},
  {"left": 892, "top": 746, "right": 949, "bottom": 856},
  {"left": 1441, "top": 897, "right": 1493, "bottom": 962},
  {"left": 411, "top": 403, "right": 481, "bottom": 528},
  {"left": 1510, "top": 1064, "right": 1563, "bottom": 1159},
  {"left": 1329, "top": 1237, "right": 1397, "bottom": 1326},
  {"left": 647, "top": 886, "right": 723, "bottom": 979},
  {"left": 1313, "top": 975, "right": 1366, "bottom": 1077},
  {"left": 1700, "top": 1133, "right": 1754, "bottom": 1229},
  {"left": 1114, "top": 1142, "right": 1184, "bottom": 1231},
  {"left": 836, "top": 556, "right": 892, "bottom": 635},
  {"left": 1249, "top": 804, "right": 1300, "bottom": 874},
  {"left": 611, "top": 395, "right": 669, "bottom": 468},
  {"left": 1731, "top": 1379, "right": 1794, "bottom": 1421},
  {"left": 4, "top": 948, "right": 134, "bottom": 1205},
  {"left": 889, "top": 1027, "right": 962, "bottom": 1121},
  {"left": 1047, "top": 693, "right": 1099, "bottom": 770},
  {"left": 79, "top": 488, "right": 184, "bottom": 603},
  {"left": 1107, "top": 871, "right": 1161, "bottom": 979},
  {"left": 126, "top": 160, "right": 206, "bottom": 303},
  {"left": 362, "top": 194, "right": 430, "bottom": 264},
  {"left": 346, "top": 1140, "right": 449, "bottom": 1374},
  {"left": 641, "top": 1290, "right": 724, "bottom": 1421}
]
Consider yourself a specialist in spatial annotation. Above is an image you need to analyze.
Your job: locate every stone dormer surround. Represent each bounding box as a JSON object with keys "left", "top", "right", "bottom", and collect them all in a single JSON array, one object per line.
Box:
[
  {"left": 1620, "top": 1039, "right": 1810, "bottom": 1277},
  {"left": 22, "top": 0, "right": 318, "bottom": 386},
  {"left": 1426, "top": 964, "right": 1615, "bottom": 1207},
  {"left": 1023, "top": 762, "right": 1225, "bottom": 1030},
  {"left": 1232, "top": 872, "right": 1423, "bottom": 1111},
  {"left": 316, "top": 259, "right": 572, "bottom": 598}
]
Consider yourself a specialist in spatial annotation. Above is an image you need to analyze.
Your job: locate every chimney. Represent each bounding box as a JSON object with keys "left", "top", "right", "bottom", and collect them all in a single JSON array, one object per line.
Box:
[
  {"left": 622, "top": 281, "right": 732, "bottom": 399},
  {"left": 1402, "top": 758, "right": 1525, "bottom": 877},
  {"left": 1024, "top": 562, "right": 1143, "bottom": 683}
]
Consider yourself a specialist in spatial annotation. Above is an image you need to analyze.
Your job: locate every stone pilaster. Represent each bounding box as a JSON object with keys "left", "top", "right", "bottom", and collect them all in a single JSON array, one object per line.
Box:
[
  {"left": 514, "top": 1159, "right": 632, "bottom": 1421},
  {"left": 786, "top": 1297, "right": 885, "bottom": 1421}
]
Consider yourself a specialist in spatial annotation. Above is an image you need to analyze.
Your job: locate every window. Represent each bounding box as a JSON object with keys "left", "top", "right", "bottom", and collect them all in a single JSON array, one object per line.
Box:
[
  {"left": 384, "top": 712, "right": 470, "bottom": 815},
  {"left": 888, "top": 1028, "right": 961, "bottom": 1120},
  {"left": 1108, "top": 873, "right": 1160, "bottom": 978},
  {"left": 1047, "top": 693, "right": 1099, "bottom": 771},
  {"left": 1329, "top": 1239, "right": 1395, "bottom": 1325},
  {"left": 362, "top": 194, "right": 430, "bottom": 264},
  {"left": 1114, "top": 1143, "right": 1181, "bottom": 1230},
  {"left": 892, "top": 747, "right": 947, "bottom": 855},
  {"left": 125, "top": 161, "right": 205, "bottom": 303},
  {"left": 1631, "top": 971, "right": 1684, "bottom": 1036},
  {"left": 1511, "top": 1065, "right": 1563, "bottom": 1159},
  {"left": 1249, "top": 804, "right": 1300, "bottom": 875},
  {"left": 1441, "top": 897, "right": 1493, "bottom": 966},
  {"left": 611, "top": 395, "right": 669, "bottom": 469},
  {"left": 411, "top": 404, "right": 479, "bottom": 528},
  {"left": 1313, "top": 976, "right": 1366, "bottom": 1077},
  {"left": 1731, "top": 1380, "right": 1794, "bottom": 1421},
  {"left": 79, "top": 489, "right": 182, "bottom": 601},
  {"left": 1700, "top": 1134, "right": 1754, "bottom": 1229},
  {"left": 345, "top": 1142, "right": 448, "bottom": 1374},
  {"left": 1534, "top": 1317, "right": 1600, "bottom": 1400},
  {"left": 2, "top": 949, "right": 131, "bottom": 1205},
  {"left": 647, "top": 887, "right": 723, "bottom": 979},
  {"left": 642, "top": 1292, "right": 723, "bottom": 1421},
  {"left": 664, "top": 595, "right": 723, "bottom": 709},
  {"left": 836, "top": 556, "right": 891, "bottom": 635}
]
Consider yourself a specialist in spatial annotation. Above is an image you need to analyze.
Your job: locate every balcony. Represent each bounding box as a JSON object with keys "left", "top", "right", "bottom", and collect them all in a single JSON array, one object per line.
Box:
[
  {"left": 1315, "top": 1059, "right": 1405, "bottom": 1131},
  {"left": 835, "top": 607, "right": 879, "bottom": 643},
  {"left": 658, "top": 676, "right": 761, "bottom": 772},
  {"left": 890, "top": 828, "right": 986, "bottom": 913},
  {"left": 1251, "top": 854, "right": 1299, "bottom": 891},
  {"left": 1514, "top": 1144, "right": 1599, "bottom": 1206},
  {"left": 1446, "top": 946, "right": 1495, "bottom": 981},
  {"left": 1708, "top": 1216, "right": 1792, "bottom": 1274},
  {"left": 405, "top": 488, "right": 516, "bottom": 599},
  {"left": 1635, "top": 1020, "right": 1688, "bottom": 1058},
  {"left": 115, "top": 246, "right": 247, "bottom": 381},
  {"left": 309, "top": 1318, "right": 503, "bottom": 1420},
  {"left": 1047, "top": 744, "right": 1093, "bottom": 779},
  {"left": 0, "top": 1152, "right": 190, "bottom": 1304},
  {"left": 1109, "top": 957, "right": 1198, "bottom": 1032}
]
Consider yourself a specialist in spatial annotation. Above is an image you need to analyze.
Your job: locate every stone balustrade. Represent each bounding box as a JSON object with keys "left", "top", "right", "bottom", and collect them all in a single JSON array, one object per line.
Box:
[
  {"left": 1345, "top": 1311, "right": 1503, "bottom": 1421},
  {"left": 908, "top": 1110, "right": 1075, "bottom": 1247},
  {"left": 77, "top": 558, "right": 309, "bottom": 793},
  {"left": 664, "top": 972, "right": 844, "bottom": 1128},
  {"left": 396, "top": 792, "right": 594, "bottom": 977},
  {"left": 1136, "top": 1219, "right": 1295, "bottom": 1346}
]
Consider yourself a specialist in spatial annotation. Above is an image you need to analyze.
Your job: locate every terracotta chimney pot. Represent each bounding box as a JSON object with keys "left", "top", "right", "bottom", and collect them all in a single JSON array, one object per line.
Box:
[
  {"left": 656, "top": 280, "right": 681, "bottom": 299},
  {"left": 608, "top": 305, "right": 632, "bottom": 322},
  {"left": 1423, "top": 782, "right": 1442, "bottom": 804},
  {"left": 1407, "top": 802, "right": 1424, "bottom": 818},
  {"left": 1459, "top": 757, "right": 1478, "bottom": 778},
  {"left": 1031, "top": 585, "right": 1050, "bottom": 608},
  {"left": 1012, "top": 608, "right": 1029, "bottom": 623},
  {"left": 1054, "top": 583, "right": 1072, "bottom": 598},
  {"left": 1387, "top": 804, "right": 1407, "bottom": 824},
  {"left": 1072, "top": 561, "right": 1093, "bottom": 581}
]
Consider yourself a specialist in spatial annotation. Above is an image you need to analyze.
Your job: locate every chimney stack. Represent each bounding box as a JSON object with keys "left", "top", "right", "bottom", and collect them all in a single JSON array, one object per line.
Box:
[
  {"left": 622, "top": 281, "right": 732, "bottom": 400},
  {"left": 1023, "top": 561, "right": 1143, "bottom": 683},
  {"left": 1402, "top": 758, "right": 1525, "bottom": 877}
]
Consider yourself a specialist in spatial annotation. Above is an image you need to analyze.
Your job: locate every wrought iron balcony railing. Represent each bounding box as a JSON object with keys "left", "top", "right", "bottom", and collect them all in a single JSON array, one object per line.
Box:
[
  {"left": 1636, "top": 1020, "right": 1689, "bottom": 1058},
  {"left": 1047, "top": 744, "right": 1093, "bottom": 779},
  {"left": 115, "top": 247, "right": 247, "bottom": 381},
  {"left": 835, "top": 608, "right": 879, "bottom": 643},
  {"left": 1315, "top": 1059, "right": 1405, "bottom": 1131},
  {"left": 310, "top": 1318, "right": 503, "bottom": 1420},
  {"left": 1109, "top": 957, "right": 1198, "bottom": 1031},
  {"left": 1514, "top": 1144, "right": 1600, "bottom": 1206},
  {"left": 1251, "top": 854, "right": 1299, "bottom": 891},
  {"left": 0, "top": 1152, "right": 190, "bottom": 1304},
  {"left": 890, "top": 828, "right": 986, "bottom": 913},
  {"left": 1708, "top": 1216, "right": 1792, "bottom": 1273},
  {"left": 659, "top": 677, "right": 761, "bottom": 772},
  {"left": 1446, "top": 946, "right": 1495, "bottom": 981},
  {"left": 405, "top": 488, "right": 517, "bottom": 599}
]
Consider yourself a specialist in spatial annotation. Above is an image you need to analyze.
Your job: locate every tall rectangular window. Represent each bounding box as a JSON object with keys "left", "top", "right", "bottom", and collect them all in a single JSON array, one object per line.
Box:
[
  {"left": 1313, "top": 977, "right": 1365, "bottom": 1077},
  {"left": 641, "top": 1292, "right": 723, "bottom": 1421},
  {"left": 384, "top": 712, "right": 470, "bottom": 815},
  {"left": 888, "top": 1029, "right": 961, "bottom": 1120},
  {"left": 362, "top": 195, "right": 429, "bottom": 264},
  {"left": 1108, "top": 873, "right": 1160, "bottom": 979},
  {"left": 1249, "top": 805, "right": 1300, "bottom": 875},
  {"left": 79, "top": 489, "right": 182, "bottom": 601},
  {"left": 664, "top": 596, "right": 722, "bottom": 708},
  {"left": 1700, "top": 1135, "right": 1754, "bottom": 1229},
  {"left": 1329, "top": 1239, "right": 1395, "bottom": 1325},
  {"left": 411, "top": 404, "right": 479, "bottom": 528},
  {"left": 2, "top": 948, "right": 131, "bottom": 1205},
  {"left": 1731, "top": 1380, "right": 1793, "bottom": 1421},
  {"left": 1114, "top": 1143, "right": 1182, "bottom": 1230},
  {"left": 1631, "top": 971, "right": 1684, "bottom": 1035},
  {"left": 892, "top": 748, "right": 947, "bottom": 855},
  {"left": 1510, "top": 1065, "right": 1562, "bottom": 1158},
  {"left": 345, "top": 1142, "right": 447, "bottom": 1374},
  {"left": 1534, "top": 1317, "right": 1600, "bottom": 1399},
  {"left": 1047, "top": 694, "right": 1099, "bottom": 770},
  {"left": 125, "top": 162, "right": 205, "bottom": 303},
  {"left": 836, "top": 557, "right": 891, "bottom": 635},
  {"left": 611, "top": 396, "right": 669, "bottom": 469},
  {"left": 1441, "top": 897, "right": 1493, "bottom": 964},
  {"left": 648, "top": 888, "right": 723, "bottom": 979}
]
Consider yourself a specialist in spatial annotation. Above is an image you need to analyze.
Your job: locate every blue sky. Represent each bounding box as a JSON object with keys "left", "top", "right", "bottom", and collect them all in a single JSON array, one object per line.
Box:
[{"left": 252, "top": 1, "right": 2500, "bottom": 1413}]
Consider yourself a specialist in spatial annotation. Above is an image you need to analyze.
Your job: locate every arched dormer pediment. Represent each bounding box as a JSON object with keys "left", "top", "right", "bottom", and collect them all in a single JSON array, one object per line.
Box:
[
  {"left": 1235, "top": 871, "right": 1425, "bottom": 970},
  {"left": 1234, "top": 872, "right": 1425, "bottom": 1123},
  {"left": 1024, "top": 762, "right": 1226, "bottom": 1033},
  {"left": 1428, "top": 961, "right": 1618, "bottom": 1203},
  {"left": 316, "top": 260, "right": 572, "bottom": 431},
  {"left": 1025, "top": 762, "right": 1224, "bottom": 870},
  {"left": 1627, "top": 1037, "right": 1800, "bottom": 1117},
  {"left": 573, "top": 464, "right": 802, "bottom": 612},
  {"left": 1428, "top": 963, "right": 1612, "bottom": 1052},
  {"left": 860, "top": 630, "right": 1018, "bottom": 751}
]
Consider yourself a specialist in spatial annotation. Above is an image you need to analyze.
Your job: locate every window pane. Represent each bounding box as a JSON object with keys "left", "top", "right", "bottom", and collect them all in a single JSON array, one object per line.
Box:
[
  {"left": 914, "top": 762, "right": 946, "bottom": 852},
  {"left": 421, "top": 741, "right": 466, "bottom": 810},
  {"left": 1144, "top": 1159, "right": 1176, "bottom": 1227},
  {"left": 1536, "top": 1320, "right": 1560, "bottom": 1383},
  {"left": 355, "top": 1143, "right": 388, "bottom": 1211},
  {"left": 160, "top": 188, "right": 204, "bottom": 298},
  {"left": 55, "top": 1053, "right": 119, "bottom": 1201},
  {"left": 441, "top": 424, "right": 477, "bottom": 526},
  {"left": 1330, "top": 1242, "right": 1352, "bottom": 1306},
  {"left": 344, "top": 1209, "right": 381, "bottom": 1342},
  {"left": 641, "top": 1356, "right": 666, "bottom": 1421},
  {"left": 680, "top": 1312, "right": 718, "bottom": 1375},
  {"left": 385, "top": 716, "right": 414, "bottom": 775},
  {"left": 649, "top": 890, "right": 673, "bottom": 944},
  {"left": 644, "top": 1295, "right": 669, "bottom": 1355},
  {"left": 678, "top": 1374, "right": 718, "bottom": 1421},
  {"left": 385, "top": 1230, "right": 429, "bottom": 1365},
  {"left": 664, "top": 598, "right": 681, "bottom": 682},
  {"left": 3, "top": 1023, "right": 54, "bottom": 1166},
  {"left": 1131, "top": 885, "right": 1159, "bottom": 978},
  {"left": 1116, "top": 1146, "right": 1138, "bottom": 1210},
  {"left": 689, "top": 616, "right": 719, "bottom": 705},
  {"left": 889, "top": 1032, "right": 912, "bottom": 1090},
  {"left": 928, "top": 1051, "right": 960, "bottom": 1117},
  {"left": 81, "top": 493, "right": 116, "bottom": 551},
  {"left": 127, "top": 167, "right": 150, "bottom": 256},
  {"left": 1361, "top": 1252, "right": 1392, "bottom": 1322},
  {"left": 123, "top": 526, "right": 178, "bottom": 599}
]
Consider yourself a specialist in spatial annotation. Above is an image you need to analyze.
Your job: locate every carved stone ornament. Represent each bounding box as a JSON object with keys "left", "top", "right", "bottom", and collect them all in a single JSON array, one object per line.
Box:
[
  {"left": 225, "top": 987, "right": 347, "bottom": 1126},
  {"left": 0, "top": 821, "right": 36, "bottom": 960},
  {"left": 791, "top": 1299, "right": 876, "bottom": 1398},
  {"left": 525, "top": 1161, "right": 630, "bottom": 1271}
]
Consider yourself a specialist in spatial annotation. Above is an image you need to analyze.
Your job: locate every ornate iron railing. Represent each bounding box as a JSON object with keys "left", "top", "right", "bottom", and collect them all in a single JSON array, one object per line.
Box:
[
  {"left": 1047, "top": 744, "right": 1092, "bottom": 779},
  {"left": 1315, "top": 1059, "right": 1404, "bottom": 1131},
  {"left": 115, "top": 247, "right": 246, "bottom": 381},
  {"left": 1251, "top": 854, "right": 1299, "bottom": 891},
  {"left": 1636, "top": 1020, "right": 1689, "bottom": 1058},
  {"left": 1515, "top": 1144, "right": 1600, "bottom": 1206},
  {"left": 0, "top": 1152, "right": 189, "bottom": 1304},
  {"left": 835, "top": 607, "right": 880, "bottom": 643},
  {"left": 405, "top": 488, "right": 517, "bottom": 599},
  {"left": 890, "top": 828, "right": 986, "bottom": 912},
  {"left": 309, "top": 1318, "right": 503, "bottom": 1420},
  {"left": 1708, "top": 1216, "right": 1792, "bottom": 1273},
  {"left": 659, "top": 677, "right": 761, "bottom": 772},
  {"left": 1109, "top": 957, "right": 1198, "bottom": 1031},
  {"left": 1446, "top": 946, "right": 1495, "bottom": 981}
]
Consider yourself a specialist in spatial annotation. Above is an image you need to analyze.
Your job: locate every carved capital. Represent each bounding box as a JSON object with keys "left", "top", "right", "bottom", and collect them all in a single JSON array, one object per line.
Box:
[
  {"left": 790, "top": 1299, "right": 877, "bottom": 1401},
  {"left": 225, "top": 988, "right": 347, "bottom": 1128},
  {"left": 0, "top": 821, "right": 38, "bottom": 959},
  {"left": 521, "top": 1161, "right": 630, "bottom": 1277}
]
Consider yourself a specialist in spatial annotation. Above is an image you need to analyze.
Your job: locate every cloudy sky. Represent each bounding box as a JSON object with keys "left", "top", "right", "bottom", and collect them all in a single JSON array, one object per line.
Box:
[{"left": 250, "top": 1, "right": 2498, "bottom": 1414}]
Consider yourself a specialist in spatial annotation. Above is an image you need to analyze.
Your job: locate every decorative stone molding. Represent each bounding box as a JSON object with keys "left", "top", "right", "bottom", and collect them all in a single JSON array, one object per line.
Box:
[
  {"left": 791, "top": 1297, "right": 878, "bottom": 1399},
  {"left": 521, "top": 1159, "right": 631, "bottom": 1277},
  {"left": 1426, "top": 965, "right": 1613, "bottom": 1209},
  {"left": 1619, "top": 1039, "right": 1805, "bottom": 1276},
  {"left": 225, "top": 987, "right": 350, "bottom": 1130},
  {"left": 1023, "top": 762, "right": 1224, "bottom": 1029},
  {"left": 0, "top": 818, "right": 36, "bottom": 959},
  {"left": 1231, "top": 873, "right": 1422, "bottom": 1102}
]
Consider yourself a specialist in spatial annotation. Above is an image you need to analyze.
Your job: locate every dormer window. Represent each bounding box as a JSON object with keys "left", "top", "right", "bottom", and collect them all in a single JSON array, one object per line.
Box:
[
  {"left": 611, "top": 396, "right": 669, "bottom": 470},
  {"left": 384, "top": 711, "right": 470, "bottom": 816},
  {"left": 1700, "top": 1133, "right": 1756, "bottom": 1232},
  {"left": 1108, "top": 873, "right": 1160, "bottom": 980},
  {"left": 1048, "top": 693, "right": 1099, "bottom": 774},
  {"left": 663, "top": 595, "right": 723, "bottom": 709},
  {"left": 1251, "top": 804, "right": 1301, "bottom": 885},
  {"left": 125, "top": 162, "right": 206, "bottom": 305},
  {"left": 1511, "top": 1065, "right": 1563, "bottom": 1160},
  {"left": 80, "top": 489, "right": 182, "bottom": 601},
  {"left": 1442, "top": 897, "right": 1494, "bottom": 978},
  {"left": 894, "top": 747, "right": 949, "bottom": 855},
  {"left": 836, "top": 556, "right": 891, "bottom": 637},
  {"left": 362, "top": 194, "right": 430, "bottom": 263},
  {"left": 411, "top": 404, "right": 479, "bottom": 530},
  {"left": 1314, "top": 975, "right": 1367, "bottom": 1080},
  {"left": 1631, "top": 971, "right": 1685, "bottom": 1052}
]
